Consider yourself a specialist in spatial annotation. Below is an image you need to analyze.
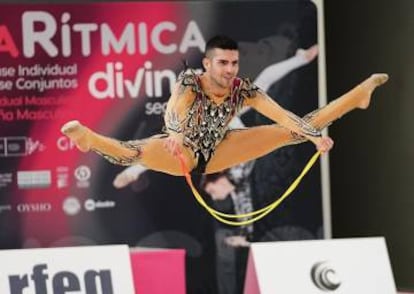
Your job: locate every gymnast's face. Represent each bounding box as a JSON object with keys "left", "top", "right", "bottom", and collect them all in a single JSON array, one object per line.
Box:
[{"left": 203, "top": 48, "right": 239, "bottom": 89}]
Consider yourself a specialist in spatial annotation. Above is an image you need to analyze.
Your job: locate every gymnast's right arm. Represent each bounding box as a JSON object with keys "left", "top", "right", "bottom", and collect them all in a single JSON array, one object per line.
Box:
[{"left": 163, "top": 81, "right": 191, "bottom": 156}]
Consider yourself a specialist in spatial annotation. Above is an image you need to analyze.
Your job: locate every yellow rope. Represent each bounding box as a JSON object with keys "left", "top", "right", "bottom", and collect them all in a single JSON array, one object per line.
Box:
[{"left": 178, "top": 151, "right": 321, "bottom": 226}]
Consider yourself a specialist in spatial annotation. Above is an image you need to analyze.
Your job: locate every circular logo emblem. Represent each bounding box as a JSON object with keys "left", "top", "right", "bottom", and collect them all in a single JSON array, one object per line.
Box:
[
  {"left": 311, "top": 261, "right": 341, "bottom": 291},
  {"left": 74, "top": 165, "right": 91, "bottom": 181},
  {"left": 84, "top": 199, "right": 96, "bottom": 211},
  {"left": 63, "top": 197, "right": 81, "bottom": 216}
]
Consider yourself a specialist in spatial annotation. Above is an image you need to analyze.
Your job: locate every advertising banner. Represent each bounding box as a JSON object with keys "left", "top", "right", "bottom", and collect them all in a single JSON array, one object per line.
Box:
[
  {"left": 244, "top": 237, "right": 396, "bottom": 294},
  {"left": 0, "top": 245, "right": 135, "bottom": 294},
  {"left": 0, "top": 1, "right": 324, "bottom": 292}
]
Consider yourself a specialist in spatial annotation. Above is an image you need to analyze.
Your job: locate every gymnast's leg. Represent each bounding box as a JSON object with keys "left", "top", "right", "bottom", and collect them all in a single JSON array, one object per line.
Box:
[
  {"left": 205, "top": 73, "right": 388, "bottom": 173},
  {"left": 60, "top": 121, "right": 195, "bottom": 176}
]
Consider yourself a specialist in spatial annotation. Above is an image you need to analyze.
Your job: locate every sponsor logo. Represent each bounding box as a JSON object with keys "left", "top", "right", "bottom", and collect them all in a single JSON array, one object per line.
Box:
[
  {"left": 17, "top": 170, "right": 51, "bottom": 189},
  {"left": 74, "top": 165, "right": 91, "bottom": 188},
  {"left": 311, "top": 261, "right": 341, "bottom": 291},
  {"left": 84, "top": 199, "right": 116, "bottom": 212},
  {"left": 7, "top": 263, "right": 114, "bottom": 294},
  {"left": 56, "top": 166, "right": 69, "bottom": 189},
  {"left": 62, "top": 197, "right": 81, "bottom": 216},
  {"left": 0, "top": 173, "right": 12, "bottom": 188},
  {"left": 16, "top": 202, "right": 52, "bottom": 213},
  {"left": 56, "top": 136, "right": 76, "bottom": 151},
  {"left": 0, "top": 136, "right": 45, "bottom": 157},
  {"left": 0, "top": 205, "right": 12, "bottom": 213}
]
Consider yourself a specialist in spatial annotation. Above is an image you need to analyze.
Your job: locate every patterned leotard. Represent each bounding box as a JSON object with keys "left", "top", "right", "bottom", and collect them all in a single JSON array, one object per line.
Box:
[{"left": 179, "top": 70, "right": 258, "bottom": 173}]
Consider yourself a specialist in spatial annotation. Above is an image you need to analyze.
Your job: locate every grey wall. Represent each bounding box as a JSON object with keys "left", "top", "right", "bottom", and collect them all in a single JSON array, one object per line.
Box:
[{"left": 325, "top": 0, "right": 414, "bottom": 290}]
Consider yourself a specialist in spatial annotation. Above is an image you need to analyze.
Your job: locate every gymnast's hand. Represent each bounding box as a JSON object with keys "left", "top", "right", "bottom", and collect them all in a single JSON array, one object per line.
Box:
[
  {"left": 315, "top": 136, "right": 334, "bottom": 153},
  {"left": 163, "top": 135, "right": 183, "bottom": 157}
]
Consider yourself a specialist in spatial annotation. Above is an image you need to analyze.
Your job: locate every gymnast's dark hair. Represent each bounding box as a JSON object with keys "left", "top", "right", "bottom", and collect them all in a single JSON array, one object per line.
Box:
[{"left": 205, "top": 35, "right": 238, "bottom": 56}]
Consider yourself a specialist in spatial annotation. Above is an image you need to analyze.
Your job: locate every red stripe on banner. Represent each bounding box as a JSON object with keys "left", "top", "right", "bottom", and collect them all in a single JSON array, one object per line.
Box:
[{"left": 1, "top": 2, "right": 190, "bottom": 246}]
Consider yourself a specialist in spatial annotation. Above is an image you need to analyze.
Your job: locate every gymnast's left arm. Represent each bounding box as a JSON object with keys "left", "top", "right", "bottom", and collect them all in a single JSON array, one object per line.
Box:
[{"left": 244, "top": 88, "right": 333, "bottom": 152}]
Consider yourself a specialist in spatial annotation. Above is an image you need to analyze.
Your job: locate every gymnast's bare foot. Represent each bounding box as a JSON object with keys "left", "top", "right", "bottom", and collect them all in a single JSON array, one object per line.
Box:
[
  {"left": 113, "top": 165, "right": 145, "bottom": 189},
  {"left": 358, "top": 73, "right": 389, "bottom": 109},
  {"left": 296, "top": 44, "right": 318, "bottom": 63},
  {"left": 61, "top": 120, "right": 91, "bottom": 152}
]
